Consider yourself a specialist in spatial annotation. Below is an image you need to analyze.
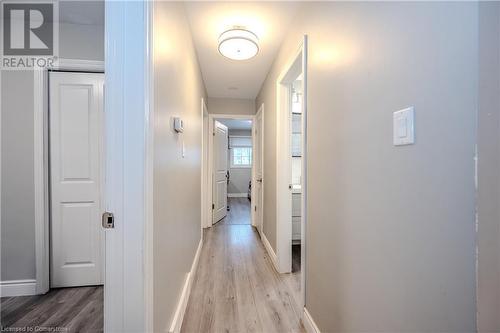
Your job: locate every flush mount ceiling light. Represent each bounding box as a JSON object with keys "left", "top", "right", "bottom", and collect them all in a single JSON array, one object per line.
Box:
[{"left": 218, "top": 28, "right": 259, "bottom": 60}]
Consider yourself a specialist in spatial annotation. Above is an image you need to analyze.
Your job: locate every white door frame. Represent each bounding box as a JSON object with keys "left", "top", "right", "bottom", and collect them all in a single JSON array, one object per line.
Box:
[
  {"left": 201, "top": 99, "right": 210, "bottom": 229},
  {"left": 276, "top": 36, "right": 308, "bottom": 308},
  {"left": 104, "top": 1, "right": 153, "bottom": 331},
  {"left": 33, "top": 58, "right": 105, "bottom": 297},
  {"left": 207, "top": 113, "right": 256, "bottom": 227},
  {"left": 252, "top": 104, "right": 265, "bottom": 235},
  {"left": 32, "top": 1, "right": 153, "bottom": 331}
]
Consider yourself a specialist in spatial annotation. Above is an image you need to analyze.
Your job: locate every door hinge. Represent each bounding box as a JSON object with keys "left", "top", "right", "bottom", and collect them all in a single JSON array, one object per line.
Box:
[
  {"left": 213, "top": 132, "right": 215, "bottom": 136},
  {"left": 254, "top": 206, "right": 257, "bottom": 212},
  {"left": 212, "top": 204, "right": 215, "bottom": 210}
]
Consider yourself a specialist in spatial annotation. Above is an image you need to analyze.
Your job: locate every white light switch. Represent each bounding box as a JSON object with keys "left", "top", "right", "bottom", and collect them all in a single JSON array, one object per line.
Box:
[{"left": 393, "top": 107, "right": 414, "bottom": 146}]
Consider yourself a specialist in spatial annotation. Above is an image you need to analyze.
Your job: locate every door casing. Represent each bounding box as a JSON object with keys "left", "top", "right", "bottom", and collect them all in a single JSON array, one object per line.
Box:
[
  {"left": 34, "top": 59, "right": 105, "bottom": 296},
  {"left": 253, "top": 105, "right": 265, "bottom": 235}
]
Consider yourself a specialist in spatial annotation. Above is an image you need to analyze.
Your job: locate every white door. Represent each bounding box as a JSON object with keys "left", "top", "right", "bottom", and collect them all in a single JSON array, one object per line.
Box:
[
  {"left": 213, "top": 121, "right": 228, "bottom": 223},
  {"left": 254, "top": 107, "right": 264, "bottom": 233},
  {"left": 49, "top": 72, "right": 105, "bottom": 288}
]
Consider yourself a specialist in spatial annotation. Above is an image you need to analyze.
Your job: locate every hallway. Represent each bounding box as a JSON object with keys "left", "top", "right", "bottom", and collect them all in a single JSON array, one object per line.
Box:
[{"left": 181, "top": 198, "right": 304, "bottom": 333}]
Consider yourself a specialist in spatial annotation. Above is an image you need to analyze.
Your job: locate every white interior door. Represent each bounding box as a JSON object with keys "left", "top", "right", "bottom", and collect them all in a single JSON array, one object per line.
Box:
[
  {"left": 254, "top": 108, "right": 264, "bottom": 233},
  {"left": 49, "top": 71, "right": 105, "bottom": 288},
  {"left": 213, "top": 120, "right": 228, "bottom": 223}
]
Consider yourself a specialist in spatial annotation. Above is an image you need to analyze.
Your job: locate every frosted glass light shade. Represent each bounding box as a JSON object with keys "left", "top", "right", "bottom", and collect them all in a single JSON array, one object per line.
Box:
[{"left": 218, "top": 29, "right": 259, "bottom": 60}]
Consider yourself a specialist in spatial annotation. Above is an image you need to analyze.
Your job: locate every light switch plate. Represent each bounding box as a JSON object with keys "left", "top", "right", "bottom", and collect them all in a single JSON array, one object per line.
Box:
[{"left": 393, "top": 107, "right": 414, "bottom": 146}]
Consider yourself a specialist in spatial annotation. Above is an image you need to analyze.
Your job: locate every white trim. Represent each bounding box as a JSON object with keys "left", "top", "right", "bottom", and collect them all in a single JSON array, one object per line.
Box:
[
  {"left": 169, "top": 238, "right": 203, "bottom": 333},
  {"left": 104, "top": 1, "right": 150, "bottom": 331},
  {"left": 201, "top": 99, "right": 210, "bottom": 229},
  {"left": 34, "top": 68, "right": 49, "bottom": 295},
  {"left": 228, "top": 193, "right": 248, "bottom": 198},
  {"left": 276, "top": 38, "right": 307, "bottom": 274},
  {"left": 252, "top": 104, "right": 264, "bottom": 233},
  {"left": 261, "top": 231, "right": 278, "bottom": 272},
  {"left": 33, "top": 59, "right": 105, "bottom": 297},
  {"left": 300, "top": 35, "right": 308, "bottom": 309},
  {"left": 302, "top": 307, "right": 321, "bottom": 333},
  {"left": 0, "top": 280, "right": 37, "bottom": 297},
  {"left": 208, "top": 113, "right": 255, "bottom": 226},
  {"left": 55, "top": 58, "right": 104, "bottom": 72},
  {"left": 144, "top": 1, "right": 155, "bottom": 331}
]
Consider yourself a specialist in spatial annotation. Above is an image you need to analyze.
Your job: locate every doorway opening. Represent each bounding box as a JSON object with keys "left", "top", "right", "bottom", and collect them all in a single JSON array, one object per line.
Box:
[
  {"left": 276, "top": 37, "right": 308, "bottom": 309},
  {"left": 12, "top": 65, "right": 107, "bottom": 332},
  {"left": 208, "top": 115, "right": 254, "bottom": 226}
]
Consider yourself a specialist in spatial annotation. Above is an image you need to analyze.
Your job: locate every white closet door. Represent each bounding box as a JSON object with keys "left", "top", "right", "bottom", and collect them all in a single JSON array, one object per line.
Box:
[{"left": 49, "top": 71, "right": 104, "bottom": 288}]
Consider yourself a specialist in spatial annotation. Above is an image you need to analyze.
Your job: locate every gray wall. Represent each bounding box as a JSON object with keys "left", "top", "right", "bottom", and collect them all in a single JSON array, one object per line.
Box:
[
  {"left": 152, "top": 2, "right": 207, "bottom": 331},
  {"left": 208, "top": 97, "right": 255, "bottom": 115},
  {"left": 477, "top": 2, "right": 500, "bottom": 332},
  {"left": 228, "top": 129, "right": 252, "bottom": 195},
  {"left": 0, "top": 1, "right": 104, "bottom": 282},
  {"left": 1, "top": 71, "right": 36, "bottom": 281},
  {"left": 257, "top": 2, "right": 478, "bottom": 331}
]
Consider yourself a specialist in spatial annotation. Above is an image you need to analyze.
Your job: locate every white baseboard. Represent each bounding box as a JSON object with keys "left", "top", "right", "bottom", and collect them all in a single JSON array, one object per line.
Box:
[
  {"left": 228, "top": 193, "right": 248, "bottom": 198},
  {"left": 261, "top": 232, "right": 278, "bottom": 272},
  {"left": 302, "top": 307, "right": 321, "bottom": 333},
  {"left": 1, "top": 279, "right": 37, "bottom": 297},
  {"left": 168, "top": 238, "right": 203, "bottom": 333}
]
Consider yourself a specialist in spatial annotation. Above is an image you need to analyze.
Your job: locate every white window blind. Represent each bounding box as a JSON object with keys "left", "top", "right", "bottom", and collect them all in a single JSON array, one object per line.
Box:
[
  {"left": 229, "top": 136, "right": 252, "bottom": 168},
  {"left": 229, "top": 136, "right": 252, "bottom": 148}
]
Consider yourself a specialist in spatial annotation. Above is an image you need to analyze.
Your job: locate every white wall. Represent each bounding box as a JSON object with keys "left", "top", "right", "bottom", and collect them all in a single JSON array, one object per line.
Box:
[
  {"left": 257, "top": 2, "right": 478, "bottom": 331},
  {"left": 208, "top": 97, "right": 255, "bottom": 115},
  {"left": 152, "top": 2, "right": 207, "bottom": 331},
  {"left": 0, "top": 1, "right": 104, "bottom": 282}
]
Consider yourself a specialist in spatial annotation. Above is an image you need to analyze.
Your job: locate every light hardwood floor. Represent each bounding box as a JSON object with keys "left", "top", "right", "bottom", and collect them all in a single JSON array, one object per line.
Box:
[
  {"left": 1, "top": 286, "right": 103, "bottom": 332},
  {"left": 182, "top": 198, "right": 305, "bottom": 333},
  {"left": 216, "top": 197, "right": 252, "bottom": 225}
]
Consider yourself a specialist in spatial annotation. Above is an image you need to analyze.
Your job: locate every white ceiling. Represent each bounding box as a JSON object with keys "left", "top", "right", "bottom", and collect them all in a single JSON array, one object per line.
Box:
[
  {"left": 185, "top": 2, "right": 299, "bottom": 99},
  {"left": 217, "top": 119, "right": 253, "bottom": 131}
]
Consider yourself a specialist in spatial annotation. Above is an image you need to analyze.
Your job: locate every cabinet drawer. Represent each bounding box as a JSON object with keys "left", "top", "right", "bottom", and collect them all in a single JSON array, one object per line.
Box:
[
  {"left": 292, "top": 217, "right": 301, "bottom": 240},
  {"left": 292, "top": 193, "right": 301, "bottom": 217}
]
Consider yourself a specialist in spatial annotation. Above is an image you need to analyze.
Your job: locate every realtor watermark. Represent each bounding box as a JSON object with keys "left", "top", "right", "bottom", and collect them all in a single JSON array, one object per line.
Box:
[{"left": 1, "top": 1, "right": 59, "bottom": 69}]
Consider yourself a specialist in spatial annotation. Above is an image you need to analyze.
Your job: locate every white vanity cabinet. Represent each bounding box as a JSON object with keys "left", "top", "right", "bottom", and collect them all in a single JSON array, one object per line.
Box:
[{"left": 292, "top": 188, "right": 301, "bottom": 242}]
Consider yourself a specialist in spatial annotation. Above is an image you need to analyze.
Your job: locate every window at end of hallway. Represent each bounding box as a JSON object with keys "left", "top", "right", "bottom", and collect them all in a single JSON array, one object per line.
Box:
[{"left": 229, "top": 136, "right": 252, "bottom": 168}]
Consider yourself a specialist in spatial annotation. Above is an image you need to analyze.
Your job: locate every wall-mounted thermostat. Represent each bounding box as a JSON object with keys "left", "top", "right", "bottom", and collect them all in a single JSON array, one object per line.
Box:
[
  {"left": 174, "top": 117, "right": 184, "bottom": 133},
  {"left": 393, "top": 107, "right": 414, "bottom": 146}
]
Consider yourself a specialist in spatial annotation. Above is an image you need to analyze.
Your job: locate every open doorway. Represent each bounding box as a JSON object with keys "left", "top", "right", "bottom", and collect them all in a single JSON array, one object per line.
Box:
[
  {"left": 209, "top": 115, "right": 254, "bottom": 226},
  {"left": 276, "top": 37, "right": 307, "bottom": 309},
  {"left": 1, "top": 63, "right": 107, "bottom": 332}
]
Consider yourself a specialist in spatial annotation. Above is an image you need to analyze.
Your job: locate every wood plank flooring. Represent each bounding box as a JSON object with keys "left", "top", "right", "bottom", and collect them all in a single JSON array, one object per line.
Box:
[
  {"left": 216, "top": 197, "right": 252, "bottom": 225},
  {"left": 182, "top": 199, "right": 304, "bottom": 333},
  {"left": 1, "top": 286, "right": 103, "bottom": 332}
]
